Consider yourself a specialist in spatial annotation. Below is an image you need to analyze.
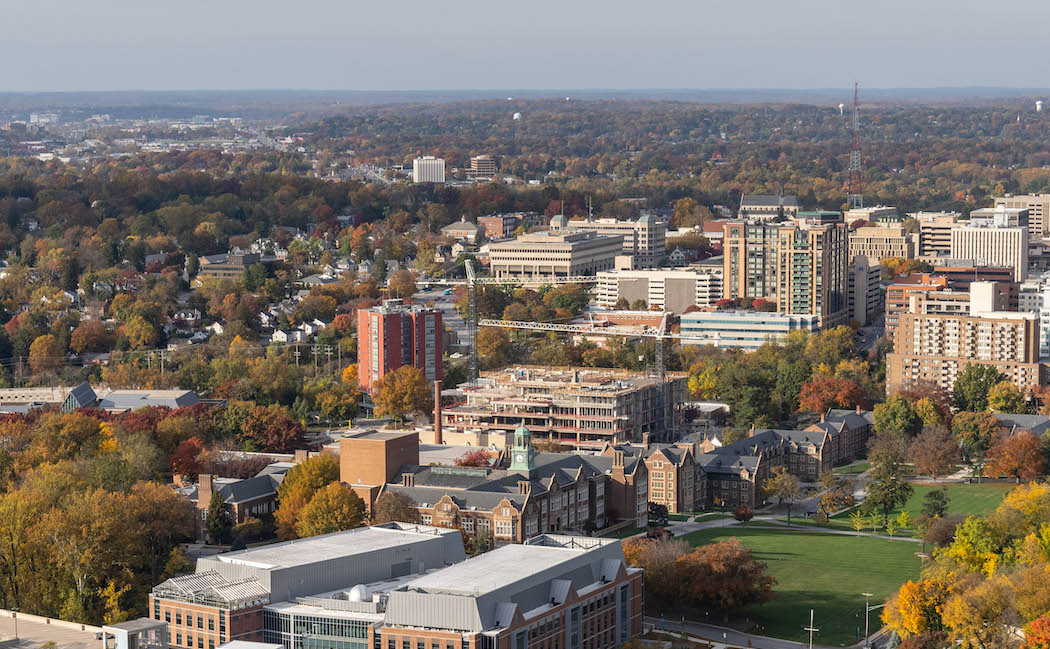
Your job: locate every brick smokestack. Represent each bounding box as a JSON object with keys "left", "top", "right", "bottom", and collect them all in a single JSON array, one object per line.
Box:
[{"left": 433, "top": 380, "right": 443, "bottom": 445}]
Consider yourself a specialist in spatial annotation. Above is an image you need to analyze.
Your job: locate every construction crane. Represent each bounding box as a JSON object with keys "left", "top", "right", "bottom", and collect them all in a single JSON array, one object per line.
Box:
[
  {"left": 465, "top": 259, "right": 479, "bottom": 385},
  {"left": 479, "top": 313, "right": 686, "bottom": 378}
]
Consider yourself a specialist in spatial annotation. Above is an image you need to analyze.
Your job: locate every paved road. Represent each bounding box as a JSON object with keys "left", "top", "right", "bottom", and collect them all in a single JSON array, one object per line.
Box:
[
  {"left": 0, "top": 616, "right": 97, "bottom": 649},
  {"left": 645, "top": 616, "right": 892, "bottom": 649}
]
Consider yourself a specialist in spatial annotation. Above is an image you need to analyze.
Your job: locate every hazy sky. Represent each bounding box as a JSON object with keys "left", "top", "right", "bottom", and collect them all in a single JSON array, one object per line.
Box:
[{"left": 4, "top": 0, "right": 1048, "bottom": 92}]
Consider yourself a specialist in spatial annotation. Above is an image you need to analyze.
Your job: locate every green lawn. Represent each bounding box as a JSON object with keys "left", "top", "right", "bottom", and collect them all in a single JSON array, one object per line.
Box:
[
  {"left": 804, "top": 481, "right": 1015, "bottom": 536},
  {"left": 834, "top": 461, "right": 870, "bottom": 475},
  {"left": 679, "top": 526, "right": 922, "bottom": 646}
]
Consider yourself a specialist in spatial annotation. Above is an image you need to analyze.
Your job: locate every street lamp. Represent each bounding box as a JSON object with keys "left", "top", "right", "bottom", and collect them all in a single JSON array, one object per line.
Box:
[{"left": 862, "top": 592, "right": 886, "bottom": 648}]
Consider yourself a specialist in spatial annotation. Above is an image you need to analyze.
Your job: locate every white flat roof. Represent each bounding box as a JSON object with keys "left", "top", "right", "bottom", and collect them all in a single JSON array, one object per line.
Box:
[
  {"left": 405, "top": 542, "right": 593, "bottom": 596},
  {"left": 213, "top": 524, "right": 458, "bottom": 570}
]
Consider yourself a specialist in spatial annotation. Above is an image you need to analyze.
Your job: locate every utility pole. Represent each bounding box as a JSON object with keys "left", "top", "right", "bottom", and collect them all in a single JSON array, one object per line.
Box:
[
  {"left": 804, "top": 609, "right": 819, "bottom": 649},
  {"left": 294, "top": 344, "right": 300, "bottom": 367},
  {"left": 325, "top": 345, "right": 334, "bottom": 376},
  {"left": 862, "top": 592, "right": 886, "bottom": 648}
]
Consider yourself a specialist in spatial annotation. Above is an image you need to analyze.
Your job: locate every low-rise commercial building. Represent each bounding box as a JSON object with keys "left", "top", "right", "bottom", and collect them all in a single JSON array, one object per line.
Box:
[
  {"left": 198, "top": 253, "right": 261, "bottom": 280},
  {"left": 549, "top": 215, "right": 666, "bottom": 268},
  {"left": 679, "top": 311, "right": 821, "bottom": 350},
  {"left": 594, "top": 268, "right": 722, "bottom": 312},
  {"left": 488, "top": 232, "right": 622, "bottom": 279}
]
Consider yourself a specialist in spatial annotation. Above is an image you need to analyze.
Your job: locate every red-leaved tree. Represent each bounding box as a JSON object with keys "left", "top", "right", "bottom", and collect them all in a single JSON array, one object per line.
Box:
[
  {"left": 798, "top": 375, "right": 865, "bottom": 413},
  {"left": 986, "top": 431, "right": 1046, "bottom": 483}
]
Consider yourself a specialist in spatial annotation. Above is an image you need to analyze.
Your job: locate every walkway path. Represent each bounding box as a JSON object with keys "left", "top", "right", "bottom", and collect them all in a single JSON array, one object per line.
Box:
[{"left": 644, "top": 616, "right": 892, "bottom": 649}]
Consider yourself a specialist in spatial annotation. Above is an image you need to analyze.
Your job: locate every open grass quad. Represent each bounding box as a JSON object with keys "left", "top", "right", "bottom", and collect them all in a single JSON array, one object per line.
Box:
[
  {"left": 789, "top": 481, "right": 1016, "bottom": 536},
  {"left": 678, "top": 526, "right": 922, "bottom": 646}
]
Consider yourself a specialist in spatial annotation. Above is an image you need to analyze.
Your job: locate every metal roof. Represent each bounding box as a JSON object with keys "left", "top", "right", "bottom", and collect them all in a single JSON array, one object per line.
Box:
[
  {"left": 385, "top": 535, "right": 627, "bottom": 633},
  {"left": 96, "top": 389, "right": 199, "bottom": 411}
]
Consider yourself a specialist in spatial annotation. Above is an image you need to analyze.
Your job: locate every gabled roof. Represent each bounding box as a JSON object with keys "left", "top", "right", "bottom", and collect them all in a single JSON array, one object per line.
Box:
[
  {"left": 740, "top": 194, "right": 799, "bottom": 208},
  {"left": 994, "top": 413, "right": 1050, "bottom": 435}
]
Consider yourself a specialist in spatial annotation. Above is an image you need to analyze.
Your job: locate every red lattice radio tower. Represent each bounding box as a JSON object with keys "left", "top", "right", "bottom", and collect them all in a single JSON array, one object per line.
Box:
[{"left": 847, "top": 82, "right": 863, "bottom": 209}]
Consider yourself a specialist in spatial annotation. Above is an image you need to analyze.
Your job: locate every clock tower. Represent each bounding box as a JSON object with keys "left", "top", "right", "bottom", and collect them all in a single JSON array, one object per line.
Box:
[{"left": 509, "top": 421, "right": 536, "bottom": 474}]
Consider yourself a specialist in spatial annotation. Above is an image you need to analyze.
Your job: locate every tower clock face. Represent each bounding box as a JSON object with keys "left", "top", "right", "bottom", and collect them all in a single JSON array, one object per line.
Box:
[{"left": 515, "top": 454, "right": 524, "bottom": 464}]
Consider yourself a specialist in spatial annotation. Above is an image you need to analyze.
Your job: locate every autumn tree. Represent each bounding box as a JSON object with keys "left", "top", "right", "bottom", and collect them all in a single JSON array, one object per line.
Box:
[
  {"left": 477, "top": 327, "right": 512, "bottom": 369},
  {"left": 29, "top": 334, "right": 63, "bottom": 375},
  {"left": 122, "top": 315, "right": 159, "bottom": 350},
  {"left": 908, "top": 426, "right": 959, "bottom": 480},
  {"left": 986, "top": 380, "right": 1026, "bottom": 414},
  {"left": 952, "top": 364, "right": 1005, "bottom": 412},
  {"left": 951, "top": 411, "right": 1001, "bottom": 462},
  {"left": 170, "top": 437, "right": 205, "bottom": 478},
  {"left": 386, "top": 270, "right": 417, "bottom": 299},
  {"left": 883, "top": 578, "right": 950, "bottom": 639},
  {"left": 239, "top": 403, "right": 306, "bottom": 453},
  {"left": 454, "top": 449, "right": 490, "bottom": 467},
  {"left": 274, "top": 454, "right": 339, "bottom": 539},
  {"left": 295, "top": 483, "right": 367, "bottom": 538},
  {"left": 70, "top": 320, "right": 113, "bottom": 354},
  {"left": 373, "top": 366, "right": 431, "bottom": 422},
  {"left": 677, "top": 538, "right": 776, "bottom": 620},
  {"left": 762, "top": 466, "right": 802, "bottom": 525},
  {"left": 985, "top": 431, "right": 1046, "bottom": 483},
  {"left": 797, "top": 375, "right": 865, "bottom": 413},
  {"left": 372, "top": 491, "right": 422, "bottom": 524}
]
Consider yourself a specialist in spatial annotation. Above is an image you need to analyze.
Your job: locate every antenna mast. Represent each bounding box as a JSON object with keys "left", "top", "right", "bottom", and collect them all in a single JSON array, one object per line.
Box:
[{"left": 847, "top": 82, "right": 863, "bottom": 209}]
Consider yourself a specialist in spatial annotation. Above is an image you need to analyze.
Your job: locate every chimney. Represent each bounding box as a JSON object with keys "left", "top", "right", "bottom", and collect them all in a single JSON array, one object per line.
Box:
[
  {"left": 518, "top": 480, "right": 531, "bottom": 495},
  {"left": 198, "top": 474, "right": 213, "bottom": 509},
  {"left": 642, "top": 432, "right": 650, "bottom": 449},
  {"left": 820, "top": 412, "right": 826, "bottom": 423},
  {"left": 293, "top": 449, "right": 309, "bottom": 464},
  {"left": 856, "top": 404, "right": 862, "bottom": 415},
  {"left": 613, "top": 450, "right": 624, "bottom": 468},
  {"left": 433, "top": 381, "right": 443, "bottom": 445},
  {"left": 402, "top": 473, "right": 415, "bottom": 487}
]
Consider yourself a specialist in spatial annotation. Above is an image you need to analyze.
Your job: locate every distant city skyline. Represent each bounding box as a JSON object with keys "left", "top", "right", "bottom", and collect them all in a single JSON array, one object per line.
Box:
[{"left": 5, "top": 0, "right": 1050, "bottom": 93}]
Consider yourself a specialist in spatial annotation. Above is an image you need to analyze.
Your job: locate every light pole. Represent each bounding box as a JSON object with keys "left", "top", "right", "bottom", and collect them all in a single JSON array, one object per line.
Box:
[{"left": 862, "top": 592, "right": 886, "bottom": 648}]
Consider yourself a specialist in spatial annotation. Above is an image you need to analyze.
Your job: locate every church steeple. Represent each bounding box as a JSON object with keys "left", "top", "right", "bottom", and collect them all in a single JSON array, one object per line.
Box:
[{"left": 509, "top": 421, "right": 536, "bottom": 474}]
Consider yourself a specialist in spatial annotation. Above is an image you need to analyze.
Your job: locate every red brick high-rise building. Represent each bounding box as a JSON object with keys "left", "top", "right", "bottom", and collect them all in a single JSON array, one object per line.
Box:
[{"left": 358, "top": 299, "right": 443, "bottom": 392}]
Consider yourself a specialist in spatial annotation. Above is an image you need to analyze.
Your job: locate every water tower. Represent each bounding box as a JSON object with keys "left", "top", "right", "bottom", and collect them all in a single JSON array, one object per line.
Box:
[
  {"left": 839, "top": 103, "right": 845, "bottom": 116},
  {"left": 1038, "top": 100, "right": 1044, "bottom": 113}
]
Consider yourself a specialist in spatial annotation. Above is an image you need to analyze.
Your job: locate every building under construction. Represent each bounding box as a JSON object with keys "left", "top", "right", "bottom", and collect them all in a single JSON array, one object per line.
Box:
[{"left": 440, "top": 366, "right": 686, "bottom": 448}]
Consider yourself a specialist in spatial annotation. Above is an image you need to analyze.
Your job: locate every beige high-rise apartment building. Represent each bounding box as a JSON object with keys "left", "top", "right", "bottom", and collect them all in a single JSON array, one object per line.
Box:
[
  {"left": 723, "top": 216, "right": 849, "bottom": 327},
  {"left": 848, "top": 225, "right": 915, "bottom": 262},
  {"left": 887, "top": 291, "right": 1043, "bottom": 394},
  {"left": 950, "top": 222, "right": 1029, "bottom": 280},
  {"left": 550, "top": 214, "right": 667, "bottom": 268},
  {"left": 411, "top": 155, "right": 446, "bottom": 183},
  {"left": 995, "top": 194, "right": 1050, "bottom": 238},
  {"left": 488, "top": 231, "right": 623, "bottom": 278}
]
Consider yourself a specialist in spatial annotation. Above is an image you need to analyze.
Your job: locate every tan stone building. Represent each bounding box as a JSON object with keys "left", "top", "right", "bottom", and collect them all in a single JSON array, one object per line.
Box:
[
  {"left": 550, "top": 215, "right": 667, "bottom": 268},
  {"left": 488, "top": 231, "right": 623, "bottom": 279},
  {"left": 848, "top": 225, "right": 915, "bottom": 262},
  {"left": 197, "top": 252, "right": 260, "bottom": 280}
]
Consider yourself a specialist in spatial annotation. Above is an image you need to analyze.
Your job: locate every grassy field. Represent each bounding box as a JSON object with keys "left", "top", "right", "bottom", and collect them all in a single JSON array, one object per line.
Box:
[
  {"left": 833, "top": 461, "right": 870, "bottom": 475},
  {"left": 678, "top": 526, "right": 922, "bottom": 646},
  {"left": 794, "top": 481, "right": 1015, "bottom": 536}
]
